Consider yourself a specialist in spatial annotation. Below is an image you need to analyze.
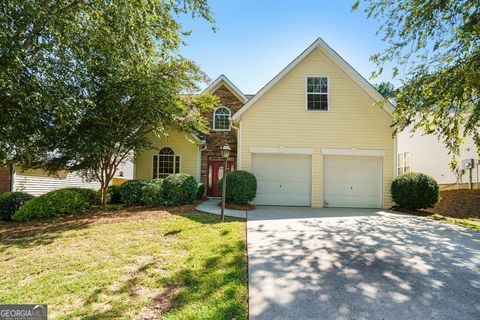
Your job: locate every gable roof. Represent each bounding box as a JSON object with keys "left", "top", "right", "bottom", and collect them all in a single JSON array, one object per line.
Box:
[
  {"left": 231, "top": 38, "right": 394, "bottom": 121},
  {"left": 203, "top": 74, "right": 248, "bottom": 104}
]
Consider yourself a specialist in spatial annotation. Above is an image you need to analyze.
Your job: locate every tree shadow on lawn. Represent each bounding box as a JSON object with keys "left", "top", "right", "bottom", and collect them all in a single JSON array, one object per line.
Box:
[
  {"left": 58, "top": 232, "right": 247, "bottom": 319},
  {"left": 0, "top": 204, "right": 209, "bottom": 245},
  {"left": 150, "top": 240, "right": 247, "bottom": 319},
  {"left": 0, "top": 204, "right": 247, "bottom": 319}
]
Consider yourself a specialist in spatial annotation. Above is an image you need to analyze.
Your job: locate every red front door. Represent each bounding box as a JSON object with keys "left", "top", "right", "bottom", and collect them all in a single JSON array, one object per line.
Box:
[{"left": 208, "top": 157, "right": 236, "bottom": 197}]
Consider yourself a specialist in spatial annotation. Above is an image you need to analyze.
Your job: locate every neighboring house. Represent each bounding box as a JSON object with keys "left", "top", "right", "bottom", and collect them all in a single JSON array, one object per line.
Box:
[
  {"left": 397, "top": 128, "right": 480, "bottom": 188},
  {"left": 135, "top": 38, "right": 395, "bottom": 209},
  {"left": 0, "top": 161, "right": 133, "bottom": 196}
]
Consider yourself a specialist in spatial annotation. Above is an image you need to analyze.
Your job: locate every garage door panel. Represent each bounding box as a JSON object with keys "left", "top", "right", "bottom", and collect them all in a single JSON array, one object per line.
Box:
[
  {"left": 324, "top": 155, "right": 382, "bottom": 208},
  {"left": 252, "top": 154, "right": 311, "bottom": 206}
]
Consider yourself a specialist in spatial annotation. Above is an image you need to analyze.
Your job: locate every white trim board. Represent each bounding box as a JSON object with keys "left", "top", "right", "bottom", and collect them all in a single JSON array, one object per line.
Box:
[
  {"left": 203, "top": 74, "right": 248, "bottom": 103},
  {"left": 231, "top": 37, "right": 394, "bottom": 121},
  {"left": 321, "top": 148, "right": 385, "bottom": 157},
  {"left": 249, "top": 146, "right": 314, "bottom": 155}
]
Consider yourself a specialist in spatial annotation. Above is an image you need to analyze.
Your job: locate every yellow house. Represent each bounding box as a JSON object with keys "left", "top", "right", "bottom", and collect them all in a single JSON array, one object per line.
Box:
[{"left": 134, "top": 38, "right": 395, "bottom": 209}]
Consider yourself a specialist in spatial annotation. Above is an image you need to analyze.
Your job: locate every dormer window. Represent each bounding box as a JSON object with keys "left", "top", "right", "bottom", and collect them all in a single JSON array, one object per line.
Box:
[
  {"left": 213, "top": 106, "right": 231, "bottom": 131},
  {"left": 306, "top": 77, "right": 328, "bottom": 111}
]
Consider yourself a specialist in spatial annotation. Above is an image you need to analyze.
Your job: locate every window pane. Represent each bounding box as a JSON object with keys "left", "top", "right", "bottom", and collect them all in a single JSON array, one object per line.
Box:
[
  {"left": 320, "top": 94, "right": 328, "bottom": 110},
  {"left": 208, "top": 163, "right": 213, "bottom": 193},
  {"left": 398, "top": 154, "right": 404, "bottom": 167},
  {"left": 159, "top": 154, "right": 174, "bottom": 177},
  {"left": 160, "top": 147, "right": 174, "bottom": 155},
  {"left": 214, "top": 107, "right": 231, "bottom": 130},
  {"left": 320, "top": 77, "right": 328, "bottom": 93},
  {"left": 307, "top": 94, "right": 320, "bottom": 110}
]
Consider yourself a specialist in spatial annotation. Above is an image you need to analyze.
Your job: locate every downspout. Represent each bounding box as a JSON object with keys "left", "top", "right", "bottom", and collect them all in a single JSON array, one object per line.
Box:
[
  {"left": 231, "top": 120, "right": 241, "bottom": 170},
  {"left": 198, "top": 139, "right": 207, "bottom": 182}
]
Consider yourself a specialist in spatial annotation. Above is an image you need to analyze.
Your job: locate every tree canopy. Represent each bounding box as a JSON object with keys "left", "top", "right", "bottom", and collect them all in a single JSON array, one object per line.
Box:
[
  {"left": 0, "top": 0, "right": 217, "bottom": 202},
  {"left": 374, "top": 81, "right": 396, "bottom": 99},
  {"left": 354, "top": 0, "right": 480, "bottom": 168}
]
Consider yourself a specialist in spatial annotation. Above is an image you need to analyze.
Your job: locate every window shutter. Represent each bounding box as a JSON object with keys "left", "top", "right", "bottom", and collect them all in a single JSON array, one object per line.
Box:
[
  {"left": 175, "top": 156, "right": 180, "bottom": 173},
  {"left": 153, "top": 155, "right": 158, "bottom": 179}
]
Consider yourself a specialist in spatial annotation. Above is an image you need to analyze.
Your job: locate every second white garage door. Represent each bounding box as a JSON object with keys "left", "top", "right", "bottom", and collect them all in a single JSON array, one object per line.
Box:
[
  {"left": 252, "top": 154, "right": 311, "bottom": 206},
  {"left": 324, "top": 155, "right": 383, "bottom": 208}
]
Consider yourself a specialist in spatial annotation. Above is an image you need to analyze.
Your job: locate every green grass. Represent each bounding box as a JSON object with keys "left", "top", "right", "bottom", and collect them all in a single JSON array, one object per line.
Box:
[
  {"left": 429, "top": 215, "right": 480, "bottom": 230},
  {"left": 0, "top": 210, "right": 247, "bottom": 319}
]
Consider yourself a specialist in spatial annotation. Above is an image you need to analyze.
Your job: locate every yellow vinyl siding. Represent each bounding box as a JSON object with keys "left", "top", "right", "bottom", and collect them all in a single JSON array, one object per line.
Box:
[
  {"left": 239, "top": 47, "right": 394, "bottom": 208},
  {"left": 135, "top": 129, "right": 199, "bottom": 180}
]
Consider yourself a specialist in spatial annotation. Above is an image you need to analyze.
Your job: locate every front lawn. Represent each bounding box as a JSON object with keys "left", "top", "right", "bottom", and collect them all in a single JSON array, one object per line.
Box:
[{"left": 0, "top": 206, "right": 247, "bottom": 319}]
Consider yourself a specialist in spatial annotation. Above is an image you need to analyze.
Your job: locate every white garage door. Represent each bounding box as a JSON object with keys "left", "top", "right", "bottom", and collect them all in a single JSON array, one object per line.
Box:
[
  {"left": 324, "top": 155, "right": 383, "bottom": 208},
  {"left": 252, "top": 154, "right": 311, "bottom": 206}
]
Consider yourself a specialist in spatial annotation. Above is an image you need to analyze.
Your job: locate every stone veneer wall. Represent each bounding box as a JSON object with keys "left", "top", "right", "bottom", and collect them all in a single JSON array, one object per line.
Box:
[{"left": 201, "top": 84, "right": 245, "bottom": 189}]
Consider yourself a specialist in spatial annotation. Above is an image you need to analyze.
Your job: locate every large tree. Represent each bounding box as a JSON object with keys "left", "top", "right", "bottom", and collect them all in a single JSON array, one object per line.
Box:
[
  {"left": 374, "top": 81, "right": 396, "bottom": 99},
  {"left": 353, "top": 0, "right": 480, "bottom": 168},
  {"left": 0, "top": 0, "right": 217, "bottom": 202}
]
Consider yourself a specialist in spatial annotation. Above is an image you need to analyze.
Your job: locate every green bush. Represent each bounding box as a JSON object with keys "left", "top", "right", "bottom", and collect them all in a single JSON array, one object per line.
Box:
[
  {"left": 197, "top": 182, "right": 205, "bottom": 199},
  {"left": 142, "top": 180, "right": 164, "bottom": 207},
  {"left": 107, "top": 185, "right": 123, "bottom": 204},
  {"left": 0, "top": 192, "right": 34, "bottom": 221},
  {"left": 12, "top": 188, "right": 98, "bottom": 221},
  {"left": 391, "top": 172, "right": 440, "bottom": 209},
  {"left": 119, "top": 180, "right": 148, "bottom": 206},
  {"left": 218, "top": 170, "right": 257, "bottom": 204},
  {"left": 162, "top": 174, "right": 197, "bottom": 206}
]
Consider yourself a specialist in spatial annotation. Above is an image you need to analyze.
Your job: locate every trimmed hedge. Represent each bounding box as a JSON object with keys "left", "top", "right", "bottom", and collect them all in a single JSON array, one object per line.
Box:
[
  {"left": 218, "top": 170, "right": 257, "bottom": 204},
  {"left": 162, "top": 174, "right": 197, "bottom": 206},
  {"left": 12, "top": 188, "right": 98, "bottom": 221},
  {"left": 0, "top": 192, "right": 34, "bottom": 221},
  {"left": 119, "top": 180, "right": 148, "bottom": 206},
  {"left": 391, "top": 172, "right": 440, "bottom": 210},
  {"left": 197, "top": 182, "right": 205, "bottom": 199},
  {"left": 142, "top": 180, "right": 164, "bottom": 207}
]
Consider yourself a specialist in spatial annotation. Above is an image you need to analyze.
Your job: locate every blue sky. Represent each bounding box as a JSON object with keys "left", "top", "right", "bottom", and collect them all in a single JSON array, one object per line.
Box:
[{"left": 179, "top": 0, "right": 397, "bottom": 94}]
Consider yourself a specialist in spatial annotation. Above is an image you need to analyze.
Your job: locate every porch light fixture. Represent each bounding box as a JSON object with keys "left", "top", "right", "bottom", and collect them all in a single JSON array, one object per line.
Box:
[
  {"left": 220, "top": 143, "right": 231, "bottom": 222},
  {"left": 220, "top": 143, "right": 231, "bottom": 158}
]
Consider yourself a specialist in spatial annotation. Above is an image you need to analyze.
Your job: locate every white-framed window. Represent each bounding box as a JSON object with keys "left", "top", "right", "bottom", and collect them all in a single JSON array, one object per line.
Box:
[
  {"left": 306, "top": 77, "right": 328, "bottom": 111},
  {"left": 153, "top": 147, "right": 180, "bottom": 179},
  {"left": 397, "top": 152, "right": 411, "bottom": 175},
  {"left": 213, "top": 106, "right": 231, "bottom": 131}
]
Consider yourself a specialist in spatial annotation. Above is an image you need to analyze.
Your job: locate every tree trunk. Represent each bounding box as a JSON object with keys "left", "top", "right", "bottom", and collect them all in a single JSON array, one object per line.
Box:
[{"left": 100, "top": 181, "right": 108, "bottom": 205}]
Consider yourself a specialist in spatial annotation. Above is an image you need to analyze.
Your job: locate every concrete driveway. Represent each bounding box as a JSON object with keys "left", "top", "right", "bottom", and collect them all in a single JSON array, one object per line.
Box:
[{"left": 247, "top": 207, "right": 480, "bottom": 320}]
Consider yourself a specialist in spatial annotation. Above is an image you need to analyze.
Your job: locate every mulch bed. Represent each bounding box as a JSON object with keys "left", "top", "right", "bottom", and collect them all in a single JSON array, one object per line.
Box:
[
  {"left": 426, "top": 189, "right": 480, "bottom": 218},
  {"left": 0, "top": 202, "right": 201, "bottom": 241},
  {"left": 391, "top": 189, "right": 480, "bottom": 219},
  {"left": 217, "top": 202, "right": 255, "bottom": 211}
]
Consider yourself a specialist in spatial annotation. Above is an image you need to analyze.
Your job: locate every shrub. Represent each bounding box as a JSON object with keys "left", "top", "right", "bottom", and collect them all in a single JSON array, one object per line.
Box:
[
  {"left": 12, "top": 188, "right": 97, "bottom": 221},
  {"left": 63, "top": 188, "right": 99, "bottom": 205},
  {"left": 391, "top": 172, "right": 440, "bottom": 210},
  {"left": 218, "top": 170, "right": 257, "bottom": 204},
  {"left": 197, "top": 182, "right": 205, "bottom": 199},
  {"left": 119, "top": 180, "right": 148, "bottom": 206},
  {"left": 0, "top": 192, "right": 34, "bottom": 221},
  {"left": 142, "top": 180, "right": 164, "bottom": 207},
  {"left": 162, "top": 174, "right": 197, "bottom": 206},
  {"left": 107, "top": 185, "right": 123, "bottom": 204}
]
